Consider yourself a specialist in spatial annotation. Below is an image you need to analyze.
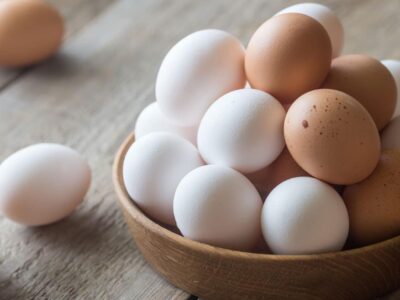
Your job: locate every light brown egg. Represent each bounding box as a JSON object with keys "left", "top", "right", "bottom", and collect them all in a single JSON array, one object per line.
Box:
[
  {"left": 284, "top": 89, "right": 380, "bottom": 185},
  {"left": 283, "top": 103, "right": 291, "bottom": 112},
  {"left": 343, "top": 150, "right": 400, "bottom": 246},
  {"left": 253, "top": 236, "right": 272, "bottom": 254},
  {"left": 322, "top": 55, "right": 397, "bottom": 130},
  {"left": 246, "top": 148, "right": 308, "bottom": 199},
  {"left": 0, "top": 0, "right": 64, "bottom": 67},
  {"left": 245, "top": 13, "right": 332, "bottom": 104}
]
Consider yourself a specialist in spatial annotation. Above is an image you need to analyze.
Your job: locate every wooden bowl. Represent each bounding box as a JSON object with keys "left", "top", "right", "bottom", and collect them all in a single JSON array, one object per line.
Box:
[{"left": 113, "top": 133, "right": 400, "bottom": 300}]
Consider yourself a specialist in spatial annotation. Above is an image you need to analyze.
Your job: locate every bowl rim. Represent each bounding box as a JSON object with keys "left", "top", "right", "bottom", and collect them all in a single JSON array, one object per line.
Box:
[{"left": 113, "top": 132, "right": 400, "bottom": 262}]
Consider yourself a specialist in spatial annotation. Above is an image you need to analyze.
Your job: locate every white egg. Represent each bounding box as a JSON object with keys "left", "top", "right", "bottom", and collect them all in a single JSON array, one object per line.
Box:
[
  {"left": 381, "top": 116, "right": 400, "bottom": 150},
  {"left": 261, "top": 176, "right": 349, "bottom": 255},
  {"left": 381, "top": 59, "right": 400, "bottom": 119},
  {"left": 123, "top": 132, "right": 203, "bottom": 225},
  {"left": 0, "top": 144, "right": 91, "bottom": 226},
  {"left": 174, "top": 165, "right": 262, "bottom": 251},
  {"left": 197, "top": 89, "right": 285, "bottom": 173},
  {"left": 277, "top": 3, "right": 344, "bottom": 58},
  {"left": 135, "top": 102, "right": 197, "bottom": 145},
  {"left": 156, "top": 29, "right": 246, "bottom": 126}
]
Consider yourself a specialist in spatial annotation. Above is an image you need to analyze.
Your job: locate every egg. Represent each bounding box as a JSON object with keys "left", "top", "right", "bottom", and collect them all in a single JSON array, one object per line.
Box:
[
  {"left": 0, "top": 144, "right": 91, "bottom": 226},
  {"left": 246, "top": 148, "right": 308, "bottom": 198},
  {"left": 156, "top": 29, "right": 246, "bottom": 126},
  {"left": 261, "top": 177, "right": 349, "bottom": 255},
  {"left": 343, "top": 150, "right": 400, "bottom": 246},
  {"left": 197, "top": 89, "right": 285, "bottom": 173},
  {"left": 381, "top": 59, "right": 400, "bottom": 119},
  {"left": 245, "top": 13, "right": 331, "bottom": 103},
  {"left": 322, "top": 55, "right": 397, "bottom": 130},
  {"left": 284, "top": 89, "right": 380, "bottom": 185},
  {"left": 277, "top": 3, "right": 344, "bottom": 58},
  {"left": 123, "top": 132, "right": 203, "bottom": 225},
  {"left": 135, "top": 102, "right": 197, "bottom": 145},
  {"left": 0, "top": 0, "right": 64, "bottom": 67},
  {"left": 174, "top": 165, "right": 262, "bottom": 251},
  {"left": 381, "top": 116, "right": 400, "bottom": 150}
]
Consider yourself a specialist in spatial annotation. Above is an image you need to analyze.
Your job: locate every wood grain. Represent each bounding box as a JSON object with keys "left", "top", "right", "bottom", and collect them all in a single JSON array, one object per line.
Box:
[{"left": 0, "top": 0, "right": 399, "bottom": 299}]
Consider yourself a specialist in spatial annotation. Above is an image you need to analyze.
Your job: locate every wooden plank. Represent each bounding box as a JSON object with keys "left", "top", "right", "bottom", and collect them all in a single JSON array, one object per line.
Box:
[
  {"left": 0, "top": 0, "right": 201, "bottom": 298},
  {"left": 0, "top": 0, "right": 399, "bottom": 299},
  {"left": 0, "top": 0, "right": 116, "bottom": 90}
]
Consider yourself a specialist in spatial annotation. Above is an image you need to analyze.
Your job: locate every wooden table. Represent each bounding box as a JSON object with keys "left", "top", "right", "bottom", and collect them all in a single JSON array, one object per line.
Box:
[{"left": 0, "top": 0, "right": 399, "bottom": 299}]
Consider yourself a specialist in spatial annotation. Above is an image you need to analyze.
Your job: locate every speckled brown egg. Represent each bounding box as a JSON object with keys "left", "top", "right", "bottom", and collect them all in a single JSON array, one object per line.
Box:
[
  {"left": 0, "top": 0, "right": 64, "bottom": 67},
  {"left": 246, "top": 148, "right": 308, "bottom": 199},
  {"left": 343, "top": 150, "right": 400, "bottom": 246},
  {"left": 245, "top": 13, "right": 332, "bottom": 104},
  {"left": 284, "top": 89, "right": 380, "bottom": 185},
  {"left": 322, "top": 55, "right": 397, "bottom": 130}
]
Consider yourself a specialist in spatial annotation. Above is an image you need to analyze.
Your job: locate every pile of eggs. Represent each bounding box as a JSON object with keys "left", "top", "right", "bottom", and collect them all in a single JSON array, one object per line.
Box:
[{"left": 123, "top": 3, "right": 400, "bottom": 255}]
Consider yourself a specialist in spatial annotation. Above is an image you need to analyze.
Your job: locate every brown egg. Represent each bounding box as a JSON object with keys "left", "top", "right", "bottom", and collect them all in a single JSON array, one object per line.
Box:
[
  {"left": 343, "top": 150, "right": 400, "bottom": 246},
  {"left": 245, "top": 13, "right": 332, "bottom": 104},
  {"left": 322, "top": 55, "right": 397, "bottom": 130},
  {"left": 0, "top": 0, "right": 64, "bottom": 67},
  {"left": 283, "top": 103, "right": 291, "bottom": 112},
  {"left": 246, "top": 148, "right": 308, "bottom": 199},
  {"left": 284, "top": 89, "right": 380, "bottom": 185}
]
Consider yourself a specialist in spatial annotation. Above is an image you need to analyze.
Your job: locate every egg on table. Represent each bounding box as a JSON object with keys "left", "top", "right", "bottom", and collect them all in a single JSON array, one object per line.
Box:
[
  {"left": 343, "top": 150, "right": 400, "bottom": 246},
  {"left": 0, "top": 0, "right": 64, "bottom": 67},
  {"left": 276, "top": 3, "right": 344, "bottom": 58},
  {"left": 123, "top": 132, "right": 203, "bottom": 225},
  {"left": 284, "top": 89, "right": 380, "bottom": 185},
  {"left": 156, "top": 29, "right": 246, "bottom": 126},
  {"left": 322, "top": 55, "right": 397, "bottom": 130},
  {"left": 174, "top": 165, "right": 263, "bottom": 251},
  {"left": 245, "top": 13, "right": 331, "bottom": 103},
  {"left": 0, "top": 144, "right": 91, "bottom": 226},
  {"left": 135, "top": 102, "right": 197, "bottom": 145},
  {"left": 197, "top": 88, "right": 285, "bottom": 173},
  {"left": 261, "top": 176, "right": 349, "bottom": 255}
]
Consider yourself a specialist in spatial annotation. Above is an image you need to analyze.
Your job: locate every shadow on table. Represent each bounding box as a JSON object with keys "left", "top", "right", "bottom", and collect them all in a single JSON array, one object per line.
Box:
[
  {"left": 22, "top": 208, "right": 109, "bottom": 254},
  {"left": 0, "top": 271, "right": 33, "bottom": 300},
  {"left": 31, "top": 52, "right": 85, "bottom": 80}
]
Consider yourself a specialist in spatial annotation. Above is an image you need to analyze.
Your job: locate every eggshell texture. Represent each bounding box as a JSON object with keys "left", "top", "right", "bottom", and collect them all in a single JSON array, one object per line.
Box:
[
  {"left": 174, "top": 165, "right": 262, "bottom": 251},
  {"left": 381, "top": 59, "right": 400, "bottom": 119},
  {"left": 197, "top": 89, "right": 286, "bottom": 173},
  {"left": 0, "top": 144, "right": 91, "bottom": 226},
  {"left": 284, "top": 89, "right": 380, "bottom": 185},
  {"left": 277, "top": 3, "right": 344, "bottom": 58},
  {"left": 135, "top": 102, "right": 197, "bottom": 145},
  {"left": 123, "top": 132, "right": 203, "bottom": 225},
  {"left": 156, "top": 29, "right": 246, "bottom": 126},
  {"left": 322, "top": 55, "right": 397, "bottom": 130},
  {"left": 343, "top": 150, "right": 400, "bottom": 246},
  {"left": 246, "top": 147, "right": 308, "bottom": 198},
  {"left": 381, "top": 116, "right": 400, "bottom": 150},
  {"left": 0, "top": 0, "right": 64, "bottom": 67},
  {"left": 262, "top": 177, "right": 349, "bottom": 255},
  {"left": 245, "top": 13, "right": 331, "bottom": 103}
]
